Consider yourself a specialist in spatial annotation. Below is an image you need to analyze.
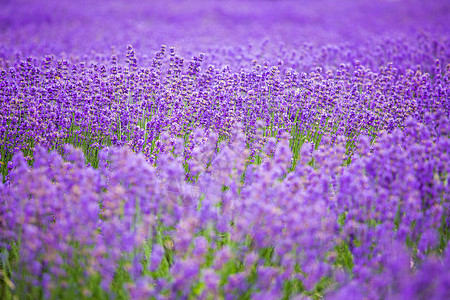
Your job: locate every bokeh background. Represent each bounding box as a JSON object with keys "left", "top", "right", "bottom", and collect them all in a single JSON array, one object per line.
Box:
[{"left": 1, "top": 0, "right": 449, "bottom": 57}]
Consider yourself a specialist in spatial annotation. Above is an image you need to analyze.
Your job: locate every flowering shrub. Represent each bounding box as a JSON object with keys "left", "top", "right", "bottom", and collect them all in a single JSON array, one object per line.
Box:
[
  {"left": 1, "top": 116, "right": 449, "bottom": 299},
  {"left": 0, "top": 0, "right": 449, "bottom": 299}
]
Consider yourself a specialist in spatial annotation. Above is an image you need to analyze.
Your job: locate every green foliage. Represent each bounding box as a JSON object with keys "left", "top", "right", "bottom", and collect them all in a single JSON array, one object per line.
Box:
[{"left": 334, "top": 242, "right": 354, "bottom": 272}]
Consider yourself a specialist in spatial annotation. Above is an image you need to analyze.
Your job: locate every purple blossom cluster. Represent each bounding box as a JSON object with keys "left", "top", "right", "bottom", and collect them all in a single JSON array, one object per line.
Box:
[
  {"left": 1, "top": 39, "right": 449, "bottom": 173},
  {"left": 1, "top": 0, "right": 449, "bottom": 298},
  {"left": 1, "top": 115, "right": 449, "bottom": 299}
]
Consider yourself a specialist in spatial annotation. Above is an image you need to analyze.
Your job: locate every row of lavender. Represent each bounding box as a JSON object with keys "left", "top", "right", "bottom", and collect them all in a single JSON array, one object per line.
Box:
[
  {"left": 1, "top": 36, "right": 449, "bottom": 175},
  {"left": 1, "top": 113, "right": 449, "bottom": 299}
]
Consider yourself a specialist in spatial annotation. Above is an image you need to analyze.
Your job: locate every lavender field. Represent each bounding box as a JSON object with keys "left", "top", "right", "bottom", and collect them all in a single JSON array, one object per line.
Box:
[{"left": 1, "top": 0, "right": 449, "bottom": 299}]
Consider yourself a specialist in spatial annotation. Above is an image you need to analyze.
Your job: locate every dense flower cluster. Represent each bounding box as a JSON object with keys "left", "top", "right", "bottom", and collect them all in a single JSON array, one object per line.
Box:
[
  {"left": 1, "top": 116, "right": 449, "bottom": 299},
  {"left": 0, "top": 0, "right": 449, "bottom": 299},
  {"left": 1, "top": 40, "right": 449, "bottom": 173}
]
